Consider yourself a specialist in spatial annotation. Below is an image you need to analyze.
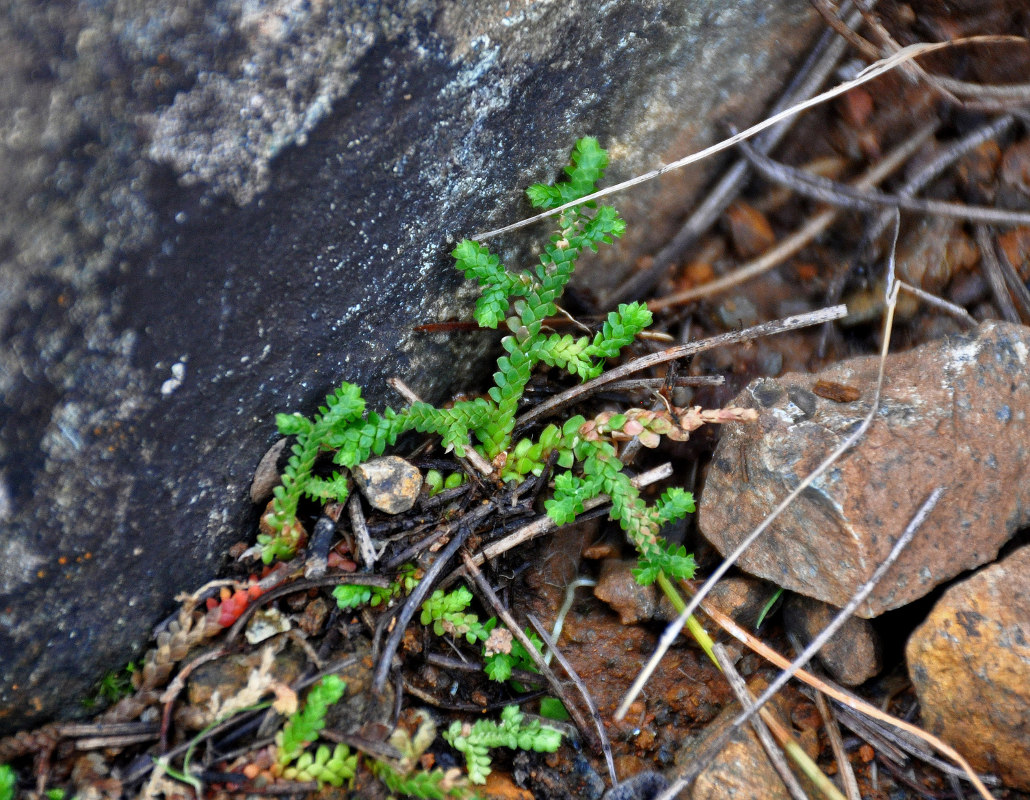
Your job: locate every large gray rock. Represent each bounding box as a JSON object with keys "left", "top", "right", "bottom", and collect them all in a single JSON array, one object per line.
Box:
[
  {"left": 699, "top": 321, "right": 1030, "bottom": 618},
  {"left": 0, "top": 0, "right": 818, "bottom": 730}
]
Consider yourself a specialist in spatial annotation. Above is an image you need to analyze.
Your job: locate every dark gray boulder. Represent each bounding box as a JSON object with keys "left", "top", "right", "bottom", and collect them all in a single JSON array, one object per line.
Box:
[{"left": 0, "top": 0, "right": 817, "bottom": 730}]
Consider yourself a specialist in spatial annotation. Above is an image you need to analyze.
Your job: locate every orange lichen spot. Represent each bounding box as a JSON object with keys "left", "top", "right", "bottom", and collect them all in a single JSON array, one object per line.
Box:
[
  {"left": 37, "top": 570, "right": 46, "bottom": 578},
  {"left": 84, "top": 552, "right": 93, "bottom": 559},
  {"left": 58, "top": 556, "right": 68, "bottom": 565}
]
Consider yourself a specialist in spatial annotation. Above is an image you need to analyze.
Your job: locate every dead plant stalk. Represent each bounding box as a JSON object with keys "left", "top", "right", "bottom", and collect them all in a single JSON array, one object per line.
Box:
[{"left": 475, "top": 36, "right": 1020, "bottom": 242}]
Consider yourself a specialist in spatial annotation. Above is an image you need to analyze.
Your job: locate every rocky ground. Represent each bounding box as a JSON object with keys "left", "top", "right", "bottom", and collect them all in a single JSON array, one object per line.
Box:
[{"left": 2, "top": 2, "right": 1030, "bottom": 799}]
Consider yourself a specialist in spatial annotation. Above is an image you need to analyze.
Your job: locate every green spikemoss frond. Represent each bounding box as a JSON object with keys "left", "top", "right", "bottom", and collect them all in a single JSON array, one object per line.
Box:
[{"left": 260, "top": 139, "right": 742, "bottom": 590}]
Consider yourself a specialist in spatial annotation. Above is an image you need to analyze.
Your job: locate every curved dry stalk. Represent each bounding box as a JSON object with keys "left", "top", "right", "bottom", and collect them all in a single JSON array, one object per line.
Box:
[
  {"left": 809, "top": 679, "right": 861, "bottom": 800},
  {"left": 646, "top": 122, "right": 936, "bottom": 310},
  {"left": 528, "top": 614, "right": 617, "bottom": 788},
  {"left": 516, "top": 305, "right": 847, "bottom": 429},
  {"left": 711, "top": 644, "right": 815, "bottom": 800},
  {"left": 657, "top": 487, "right": 946, "bottom": 800},
  {"left": 474, "top": 37, "right": 1019, "bottom": 242},
  {"left": 698, "top": 600, "right": 996, "bottom": 800}
]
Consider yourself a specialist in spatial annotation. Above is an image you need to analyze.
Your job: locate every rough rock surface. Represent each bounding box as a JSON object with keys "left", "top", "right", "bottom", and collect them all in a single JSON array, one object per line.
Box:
[
  {"left": 906, "top": 545, "right": 1030, "bottom": 790},
  {"left": 672, "top": 678, "right": 801, "bottom": 800},
  {"left": 594, "top": 559, "right": 658, "bottom": 625},
  {"left": 699, "top": 321, "right": 1030, "bottom": 617},
  {"left": 705, "top": 575, "right": 780, "bottom": 629},
  {"left": 783, "top": 594, "right": 882, "bottom": 686},
  {"left": 0, "top": 0, "right": 819, "bottom": 730},
  {"left": 353, "top": 456, "right": 422, "bottom": 515}
]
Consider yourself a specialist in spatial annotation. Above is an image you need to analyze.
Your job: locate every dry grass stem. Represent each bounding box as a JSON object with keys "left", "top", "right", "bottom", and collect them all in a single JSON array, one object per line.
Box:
[
  {"left": 517, "top": 305, "right": 847, "bottom": 429},
  {"left": 810, "top": 681, "right": 861, "bottom": 800},
  {"left": 728, "top": 487, "right": 941, "bottom": 747},
  {"left": 646, "top": 123, "right": 935, "bottom": 310},
  {"left": 605, "top": 1, "right": 862, "bottom": 305},
  {"left": 475, "top": 37, "right": 1018, "bottom": 242},
  {"left": 372, "top": 522, "right": 476, "bottom": 692},
  {"left": 701, "top": 600, "right": 996, "bottom": 799},
  {"left": 897, "top": 281, "right": 977, "bottom": 328},
  {"left": 658, "top": 486, "right": 943, "bottom": 800},
  {"left": 528, "top": 614, "right": 617, "bottom": 787},
  {"left": 711, "top": 644, "right": 814, "bottom": 800}
]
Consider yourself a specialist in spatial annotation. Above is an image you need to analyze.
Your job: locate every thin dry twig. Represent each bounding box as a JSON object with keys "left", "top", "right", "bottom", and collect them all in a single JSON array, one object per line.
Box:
[
  {"left": 449, "top": 462, "right": 673, "bottom": 582},
  {"left": 528, "top": 614, "right": 617, "bottom": 788},
  {"left": 810, "top": 682, "right": 862, "bottom": 800},
  {"left": 372, "top": 520, "right": 479, "bottom": 692},
  {"left": 517, "top": 305, "right": 847, "bottom": 429},
  {"left": 740, "top": 140, "right": 1030, "bottom": 227},
  {"left": 850, "top": 0, "right": 1030, "bottom": 108},
  {"left": 995, "top": 233, "right": 1030, "bottom": 321},
  {"left": 657, "top": 486, "right": 944, "bottom": 800},
  {"left": 620, "top": 215, "right": 904, "bottom": 719},
  {"left": 746, "top": 488, "right": 942, "bottom": 730},
  {"left": 975, "top": 225, "right": 1022, "bottom": 324},
  {"left": 647, "top": 122, "right": 937, "bottom": 310},
  {"left": 978, "top": 225, "right": 1030, "bottom": 323},
  {"left": 603, "top": 375, "right": 724, "bottom": 391},
  {"left": 810, "top": 0, "right": 881, "bottom": 61},
  {"left": 459, "top": 550, "right": 602, "bottom": 754},
  {"left": 605, "top": 1, "right": 863, "bottom": 306},
  {"left": 704, "top": 593, "right": 999, "bottom": 798},
  {"left": 700, "top": 597, "right": 998, "bottom": 798},
  {"left": 897, "top": 281, "right": 977, "bottom": 328},
  {"left": 389, "top": 377, "right": 494, "bottom": 476},
  {"left": 348, "top": 494, "right": 378, "bottom": 570},
  {"left": 474, "top": 37, "right": 1018, "bottom": 242},
  {"left": 711, "top": 644, "right": 812, "bottom": 800},
  {"left": 862, "top": 115, "right": 1016, "bottom": 252}
]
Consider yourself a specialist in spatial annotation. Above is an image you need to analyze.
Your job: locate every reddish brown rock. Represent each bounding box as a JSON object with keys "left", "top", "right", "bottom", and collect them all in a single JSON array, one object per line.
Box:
[
  {"left": 783, "top": 595, "right": 881, "bottom": 686},
  {"left": 672, "top": 678, "right": 800, "bottom": 800},
  {"left": 594, "top": 559, "right": 658, "bottom": 625},
  {"left": 699, "top": 321, "right": 1030, "bottom": 617},
  {"left": 705, "top": 575, "right": 780, "bottom": 629},
  {"left": 906, "top": 545, "right": 1030, "bottom": 790}
]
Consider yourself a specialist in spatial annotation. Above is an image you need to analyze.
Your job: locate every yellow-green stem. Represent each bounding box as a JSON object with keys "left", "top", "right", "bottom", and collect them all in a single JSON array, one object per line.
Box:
[
  {"left": 654, "top": 572, "right": 846, "bottom": 800},
  {"left": 656, "top": 572, "right": 716, "bottom": 664}
]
